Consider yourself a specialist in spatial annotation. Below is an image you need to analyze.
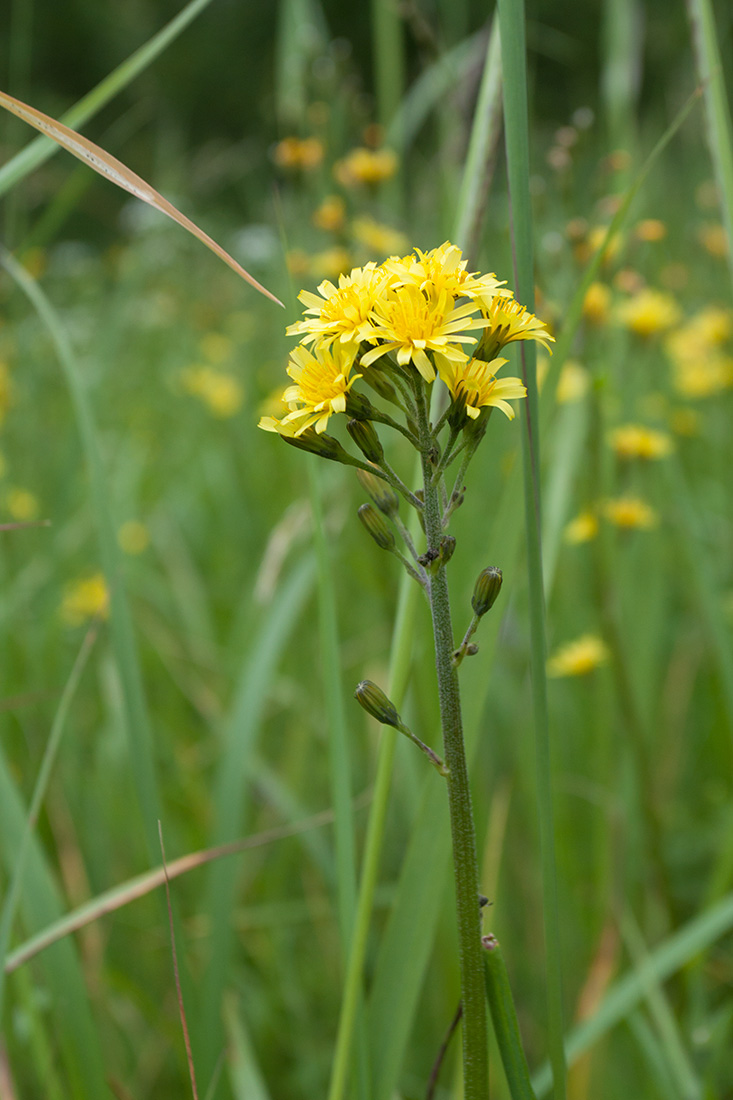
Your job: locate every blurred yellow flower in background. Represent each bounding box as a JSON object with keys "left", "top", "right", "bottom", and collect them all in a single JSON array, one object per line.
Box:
[
  {"left": 603, "top": 496, "right": 658, "bottom": 529},
  {"left": 583, "top": 282, "right": 611, "bottom": 325},
  {"left": 698, "top": 223, "right": 729, "bottom": 257},
  {"left": 273, "top": 136, "right": 324, "bottom": 171},
  {"left": 335, "top": 147, "right": 397, "bottom": 186},
  {"left": 5, "top": 488, "right": 39, "bottom": 521},
  {"left": 617, "top": 288, "right": 681, "bottom": 337},
  {"left": 118, "top": 520, "right": 150, "bottom": 555},
  {"left": 609, "top": 424, "right": 673, "bottom": 460},
  {"left": 61, "top": 573, "right": 109, "bottom": 625},
  {"left": 198, "top": 332, "right": 234, "bottom": 364},
  {"left": 310, "top": 247, "right": 352, "bottom": 280},
  {"left": 351, "top": 216, "right": 408, "bottom": 257},
  {"left": 181, "top": 366, "right": 244, "bottom": 418},
  {"left": 556, "top": 360, "right": 590, "bottom": 403},
  {"left": 634, "top": 219, "right": 667, "bottom": 242},
  {"left": 547, "top": 634, "right": 609, "bottom": 677},
  {"left": 564, "top": 510, "right": 599, "bottom": 544},
  {"left": 313, "top": 195, "right": 346, "bottom": 232}
]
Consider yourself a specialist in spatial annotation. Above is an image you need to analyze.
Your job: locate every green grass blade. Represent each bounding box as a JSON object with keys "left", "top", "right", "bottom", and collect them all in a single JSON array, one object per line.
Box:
[
  {"left": 0, "top": 626, "right": 98, "bottom": 1020},
  {"left": 223, "top": 992, "right": 273, "bottom": 1100},
  {"left": 620, "top": 911, "right": 702, "bottom": 1100},
  {"left": 194, "top": 554, "right": 316, "bottom": 1088},
  {"left": 452, "top": 17, "right": 502, "bottom": 252},
  {"left": 497, "top": 2, "right": 567, "bottom": 1096},
  {"left": 686, "top": 0, "right": 733, "bottom": 296},
  {"left": 0, "top": 0, "right": 217, "bottom": 198},
  {"left": 484, "top": 939, "right": 538, "bottom": 1100},
  {"left": 531, "top": 892, "right": 733, "bottom": 1096},
  {"left": 0, "top": 248, "right": 163, "bottom": 864},
  {"left": 0, "top": 756, "right": 108, "bottom": 1096}
]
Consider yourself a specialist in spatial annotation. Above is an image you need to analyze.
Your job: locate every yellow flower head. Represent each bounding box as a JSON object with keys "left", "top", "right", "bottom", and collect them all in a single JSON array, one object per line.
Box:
[
  {"left": 61, "top": 573, "right": 110, "bottom": 626},
  {"left": 617, "top": 289, "right": 681, "bottom": 337},
  {"left": 384, "top": 241, "right": 507, "bottom": 304},
  {"left": 5, "top": 488, "right": 39, "bottom": 521},
  {"left": 438, "top": 357, "right": 526, "bottom": 421},
  {"left": 603, "top": 496, "right": 658, "bottom": 529},
  {"left": 118, "top": 520, "right": 150, "bottom": 555},
  {"left": 351, "top": 216, "right": 409, "bottom": 258},
  {"left": 583, "top": 282, "right": 611, "bottom": 325},
  {"left": 473, "top": 295, "right": 555, "bottom": 362},
  {"left": 181, "top": 366, "right": 244, "bottom": 418},
  {"left": 287, "top": 263, "right": 389, "bottom": 348},
  {"left": 335, "top": 147, "right": 397, "bottom": 186},
  {"left": 278, "top": 342, "right": 360, "bottom": 434},
  {"left": 556, "top": 360, "right": 590, "bottom": 404},
  {"left": 698, "top": 222, "right": 729, "bottom": 258},
  {"left": 360, "top": 284, "right": 482, "bottom": 381},
  {"left": 672, "top": 354, "right": 733, "bottom": 399},
  {"left": 609, "top": 424, "right": 673, "bottom": 461},
  {"left": 564, "top": 510, "right": 599, "bottom": 544},
  {"left": 309, "top": 247, "right": 353, "bottom": 281},
  {"left": 313, "top": 195, "right": 346, "bottom": 232},
  {"left": 634, "top": 219, "right": 667, "bottom": 242},
  {"left": 273, "top": 136, "right": 324, "bottom": 171},
  {"left": 547, "top": 634, "right": 609, "bottom": 677}
]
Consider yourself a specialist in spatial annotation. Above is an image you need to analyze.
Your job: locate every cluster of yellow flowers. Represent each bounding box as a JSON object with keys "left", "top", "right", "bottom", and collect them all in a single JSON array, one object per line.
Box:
[{"left": 260, "top": 242, "right": 553, "bottom": 443}]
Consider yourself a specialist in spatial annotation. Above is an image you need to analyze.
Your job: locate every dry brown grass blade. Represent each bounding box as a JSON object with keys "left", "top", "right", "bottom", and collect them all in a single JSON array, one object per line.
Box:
[{"left": 0, "top": 89, "right": 284, "bottom": 307}]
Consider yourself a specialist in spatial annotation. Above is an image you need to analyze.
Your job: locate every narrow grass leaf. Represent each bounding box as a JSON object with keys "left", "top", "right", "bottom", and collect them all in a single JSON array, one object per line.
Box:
[
  {"left": 686, "top": 0, "right": 733, "bottom": 297},
  {"left": 0, "top": 248, "right": 163, "bottom": 864},
  {"left": 195, "top": 555, "right": 316, "bottom": 1087},
  {"left": 223, "top": 992, "right": 273, "bottom": 1100},
  {"left": 483, "top": 939, "right": 538, "bottom": 1100},
  {"left": 0, "top": 90, "right": 283, "bottom": 306},
  {"left": 0, "top": 626, "right": 97, "bottom": 1019},
  {"left": 0, "top": 0, "right": 217, "bottom": 197},
  {"left": 497, "top": 2, "right": 567, "bottom": 1096},
  {"left": 0, "top": 755, "right": 108, "bottom": 1096},
  {"left": 531, "top": 892, "right": 733, "bottom": 1096}
]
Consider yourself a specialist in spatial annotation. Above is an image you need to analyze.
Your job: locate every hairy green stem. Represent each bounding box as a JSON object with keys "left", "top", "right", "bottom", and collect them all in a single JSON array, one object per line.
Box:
[{"left": 416, "top": 383, "right": 488, "bottom": 1099}]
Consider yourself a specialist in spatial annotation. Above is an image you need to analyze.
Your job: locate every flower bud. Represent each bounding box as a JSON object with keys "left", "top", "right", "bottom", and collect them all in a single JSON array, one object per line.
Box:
[
  {"left": 347, "top": 418, "right": 384, "bottom": 464},
  {"left": 356, "top": 468, "right": 399, "bottom": 517},
  {"left": 281, "top": 428, "right": 360, "bottom": 466},
  {"left": 358, "top": 503, "right": 395, "bottom": 550},
  {"left": 354, "top": 680, "right": 400, "bottom": 727},
  {"left": 362, "top": 365, "right": 400, "bottom": 406},
  {"left": 345, "top": 390, "right": 377, "bottom": 421},
  {"left": 439, "top": 535, "right": 456, "bottom": 566},
  {"left": 471, "top": 566, "right": 503, "bottom": 616}
]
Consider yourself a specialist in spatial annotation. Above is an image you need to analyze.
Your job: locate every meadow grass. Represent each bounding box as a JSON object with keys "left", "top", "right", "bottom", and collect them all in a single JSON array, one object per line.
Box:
[{"left": 1, "top": 2, "right": 733, "bottom": 1098}]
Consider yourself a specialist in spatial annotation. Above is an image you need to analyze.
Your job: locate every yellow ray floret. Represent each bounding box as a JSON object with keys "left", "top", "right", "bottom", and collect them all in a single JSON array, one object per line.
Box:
[
  {"left": 265, "top": 342, "right": 360, "bottom": 435},
  {"left": 472, "top": 295, "right": 555, "bottom": 362},
  {"left": 360, "top": 285, "right": 485, "bottom": 381},
  {"left": 384, "top": 241, "right": 508, "bottom": 305},
  {"left": 438, "top": 356, "right": 527, "bottom": 420},
  {"left": 286, "top": 263, "right": 389, "bottom": 348}
]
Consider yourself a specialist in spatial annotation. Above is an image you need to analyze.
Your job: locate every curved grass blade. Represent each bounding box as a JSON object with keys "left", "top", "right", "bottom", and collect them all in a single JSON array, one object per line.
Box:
[
  {"left": 497, "top": 2, "right": 566, "bottom": 1094},
  {"left": 0, "top": 89, "right": 283, "bottom": 306},
  {"left": 1, "top": 247, "right": 163, "bottom": 865},
  {"left": 0, "top": 756, "right": 108, "bottom": 1095},
  {"left": 0, "top": 0, "right": 216, "bottom": 198},
  {"left": 531, "top": 892, "right": 733, "bottom": 1096},
  {"left": 0, "top": 626, "right": 98, "bottom": 1020}
]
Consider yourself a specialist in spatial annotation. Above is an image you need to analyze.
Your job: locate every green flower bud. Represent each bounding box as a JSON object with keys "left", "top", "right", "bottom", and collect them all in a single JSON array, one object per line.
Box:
[
  {"left": 347, "top": 418, "right": 384, "bottom": 464},
  {"left": 471, "top": 566, "right": 503, "bottom": 616},
  {"left": 439, "top": 535, "right": 456, "bottom": 565},
  {"left": 358, "top": 503, "right": 395, "bottom": 550},
  {"left": 280, "top": 428, "right": 360, "bottom": 465},
  {"left": 356, "top": 468, "right": 399, "bottom": 517},
  {"left": 362, "top": 364, "right": 400, "bottom": 406},
  {"left": 447, "top": 390, "right": 470, "bottom": 432},
  {"left": 345, "top": 390, "right": 377, "bottom": 421},
  {"left": 354, "top": 679, "right": 400, "bottom": 727}
]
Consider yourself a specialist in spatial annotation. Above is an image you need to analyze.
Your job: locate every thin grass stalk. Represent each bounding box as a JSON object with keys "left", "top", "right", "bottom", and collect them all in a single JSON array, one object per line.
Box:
[
  {"left": 0, "top": 0, "right": 217, "bottom": 198},
  {"left": 483, "top": 938, "right": 538, "bottom": 1100},
  {"left": 0, "top": 247, "right": 163, "bottom": 864},
  {"left": 326, "top": 571, "right": 421, "bottom": 1100},
  {"left": 308, "top": 464, "right": 370, "bottom": 1100},
  {"left": 496, "top": 3, "right": 567, "bottom": 1097},
  {"left": 531, "top": 890, "right": 733, "bottom": 1096},
  {"left": 453, "top": 16, "right": 502, "bottom": 255},
  {"left": 0, "top": 625, "right": 97, "bottom": 1020},
  {"left": 686, "top": 0, "right": 733, "bottom": 298},
  {"left": 370, "top": 0, "right": 405, "bottom": 136}
]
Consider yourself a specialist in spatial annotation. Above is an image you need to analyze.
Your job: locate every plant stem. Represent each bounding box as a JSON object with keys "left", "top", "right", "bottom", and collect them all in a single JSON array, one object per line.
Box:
[{"left": 415, "top": 382, "right": 488, "bottom": 1100}]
